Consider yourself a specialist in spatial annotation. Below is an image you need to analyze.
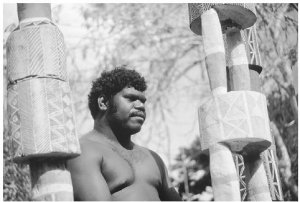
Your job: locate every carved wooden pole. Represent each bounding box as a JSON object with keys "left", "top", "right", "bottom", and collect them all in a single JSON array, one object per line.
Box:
[
  {"left": 199, "top": 8, "right": 240, "bottom": 200},
  {"left": 6, "top": 3, "right": 80, "bottom": 200},
  {"left": 188, "top": 3, "right": 275, "bottom": 201}
]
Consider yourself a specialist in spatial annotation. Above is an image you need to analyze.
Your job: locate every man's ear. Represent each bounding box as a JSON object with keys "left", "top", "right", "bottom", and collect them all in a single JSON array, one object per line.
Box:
[{"left": 98, "top": 97, "right": 108, "bottom": 111}]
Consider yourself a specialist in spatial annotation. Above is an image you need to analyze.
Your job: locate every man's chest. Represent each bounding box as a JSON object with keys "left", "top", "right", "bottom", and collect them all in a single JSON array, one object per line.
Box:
[{"left": 100, "top": 148, "right": 162, "bottom": 193}]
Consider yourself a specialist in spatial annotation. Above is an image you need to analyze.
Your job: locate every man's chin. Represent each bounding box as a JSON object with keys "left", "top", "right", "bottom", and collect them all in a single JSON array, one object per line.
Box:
[
  {"left": 126, "top": 124, "right": 142, "bottom": 135},
  {"left": 129, "top": 126, "right": 142, "bottom": 135}
]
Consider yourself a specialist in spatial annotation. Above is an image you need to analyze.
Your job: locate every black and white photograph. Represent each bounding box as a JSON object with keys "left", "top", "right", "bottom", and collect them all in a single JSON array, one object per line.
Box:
[{"left": 3, "top": 2, "right": 298, "bottom": 201}]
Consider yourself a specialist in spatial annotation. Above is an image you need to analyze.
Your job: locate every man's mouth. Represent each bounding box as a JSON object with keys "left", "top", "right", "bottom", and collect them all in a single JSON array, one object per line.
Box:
[{"left": 130, "top": 112, "right": 146, "bottom": 120}]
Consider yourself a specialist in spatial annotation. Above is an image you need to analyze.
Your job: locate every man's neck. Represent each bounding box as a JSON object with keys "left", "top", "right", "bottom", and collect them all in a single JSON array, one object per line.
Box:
[{"left": 93, "top": 118, "right": 133, "bottom": 150}]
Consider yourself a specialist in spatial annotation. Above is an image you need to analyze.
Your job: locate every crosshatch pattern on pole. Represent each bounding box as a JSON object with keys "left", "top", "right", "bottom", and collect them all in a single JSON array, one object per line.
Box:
[
  {"left": 7, "top": 78, "right": 80, "bottom": 162},
  {"left": 199, "top": 91, "right": 272, "bottom": 153},
  {"left": 6, "top": 22, "right": 67, "bottom": 82}
]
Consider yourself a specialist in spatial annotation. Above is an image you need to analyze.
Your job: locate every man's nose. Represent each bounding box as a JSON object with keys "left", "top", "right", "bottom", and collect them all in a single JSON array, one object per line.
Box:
[{"left": 134, "top": 100, "right": 145, "bottom": 111}]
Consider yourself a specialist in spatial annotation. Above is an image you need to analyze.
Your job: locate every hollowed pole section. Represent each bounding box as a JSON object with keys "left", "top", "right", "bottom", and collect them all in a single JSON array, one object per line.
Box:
[
  {"left": 226, "top": 29, "right": 272, "bottom": 201},
  {"left": 201, "top": 9, "right": 241, "bottom": 201},
  {"left": 17, "top": 4, "right": 74, "bottom": 201}
]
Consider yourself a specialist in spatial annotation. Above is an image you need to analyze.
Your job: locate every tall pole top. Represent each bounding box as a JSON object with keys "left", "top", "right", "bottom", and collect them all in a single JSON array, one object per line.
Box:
[{"left": 17, "top": 3, "right": 52, "bottom": 22}]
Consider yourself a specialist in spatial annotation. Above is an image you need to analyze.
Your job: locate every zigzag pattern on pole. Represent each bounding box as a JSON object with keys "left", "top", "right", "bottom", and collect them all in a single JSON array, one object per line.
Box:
[
  {"left": 7, "top": 78, "right": 80, "bottom": 163},
  {"left": 7, "top": 84, "right": 23, "bottom": 158}
]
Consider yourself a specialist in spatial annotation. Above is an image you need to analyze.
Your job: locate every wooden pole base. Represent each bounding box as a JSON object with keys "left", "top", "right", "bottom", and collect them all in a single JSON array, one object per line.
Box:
[
  {"left": 29, "top": 159, "right": 73, "bottom": 201},
  {"left": 209, "top": 144, "right": 241, "bottom": 201}
]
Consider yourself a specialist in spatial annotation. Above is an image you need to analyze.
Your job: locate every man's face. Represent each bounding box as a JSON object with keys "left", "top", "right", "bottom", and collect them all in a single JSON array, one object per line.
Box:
[{"left": 107, "top": 87, "right": 146, "bottom": 135}]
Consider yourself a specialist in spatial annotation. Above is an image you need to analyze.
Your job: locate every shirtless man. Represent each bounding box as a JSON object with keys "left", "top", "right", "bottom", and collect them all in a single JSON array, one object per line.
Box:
[{"left": 67, "top": 67, "right": 182, "bottom": 201}]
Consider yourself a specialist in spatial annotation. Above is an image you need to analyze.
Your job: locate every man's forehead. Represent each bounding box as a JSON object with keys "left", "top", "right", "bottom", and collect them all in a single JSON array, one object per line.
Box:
[{"left": 121, "top": 87, "right": 145, "bottom": 95}]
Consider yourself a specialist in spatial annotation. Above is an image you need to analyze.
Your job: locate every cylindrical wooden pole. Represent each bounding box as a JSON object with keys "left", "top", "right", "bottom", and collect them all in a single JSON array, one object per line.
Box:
[
  {"left": 189, "top": 4, "right": 275, "bottom": 201},
  {"left": 30, "top": 159, "right": 73, "bottom": 201},
  {"left": 6, "top": 3, "right": 80, "bottom": 200},
  {"left": 201, "top": 9, "right": 227, "bottom": 95},
  {"left": 201, "top": 9, "right": 240, "bottom": 201},
  {"left": 226, "top": 29, "right": 251, "bottom": 91},
  {"left": 18, "top": 4, "right": 74, "bottom": 201},
  {"left": 17, "top": 3, "right": 52, "bottom": 22},
  {"left": 209, "top": 143, "right": 241, "bottom": 200}
]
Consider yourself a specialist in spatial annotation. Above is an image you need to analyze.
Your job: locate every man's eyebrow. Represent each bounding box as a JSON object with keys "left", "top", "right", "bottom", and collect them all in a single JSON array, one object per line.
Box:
[{"left": 124, "top": 93, "right": 147, "bottom": 101}]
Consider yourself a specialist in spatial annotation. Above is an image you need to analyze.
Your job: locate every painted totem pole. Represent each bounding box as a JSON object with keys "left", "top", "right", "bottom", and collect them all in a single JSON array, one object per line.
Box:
[
  {"left": 188, "top": 4, "right": 283, "bottom": 201},
  {"left": 6, "top": 4, "right": 80, "bottom": 200}
]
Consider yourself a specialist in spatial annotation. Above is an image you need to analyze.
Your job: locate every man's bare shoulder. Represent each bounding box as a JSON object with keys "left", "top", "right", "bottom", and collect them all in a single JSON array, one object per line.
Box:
[
  {"left": 79, "top": 131, "right": 113, "bottom": 157},
  {"left": 79, "top": 132, "right": 99, "bottom": 153},
  {"left": 68, "top": 131, "right": 112, "bottom": 167},
  {"left": 67, "top": 131, "right": 113, "bottom": 201}
]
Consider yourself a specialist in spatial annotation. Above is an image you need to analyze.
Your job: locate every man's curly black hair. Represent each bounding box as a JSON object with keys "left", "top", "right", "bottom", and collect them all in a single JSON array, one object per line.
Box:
[{"left": 88, "top": 67, "right": 147, "bottom": 119}]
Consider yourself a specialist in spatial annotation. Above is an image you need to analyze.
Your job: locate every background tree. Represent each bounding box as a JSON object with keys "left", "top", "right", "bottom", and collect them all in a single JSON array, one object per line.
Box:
[{"left": 257, "top": 3, "right": 298, "bottom": 200}]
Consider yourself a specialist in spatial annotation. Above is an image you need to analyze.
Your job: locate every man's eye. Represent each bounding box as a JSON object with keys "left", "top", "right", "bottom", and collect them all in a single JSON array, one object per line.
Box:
[{"left": 127, "top": 97, "right": 135, "bottom": 101}]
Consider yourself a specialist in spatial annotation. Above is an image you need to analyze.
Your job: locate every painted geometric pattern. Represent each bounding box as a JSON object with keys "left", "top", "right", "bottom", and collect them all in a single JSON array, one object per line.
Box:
[
  {"left": 6, "top": 24, "right": 67, "bottom": 82},
  {"left": 7, "top": 78, "right": 80, "bottom": 162},
  {"left": 21, "top": 78, "right": 50, "bottom": 154},
  {"left": 233, "top": 154, "right": 247, "bottom": 201},
  {"left": 19, "top": 18, "right": 52, "bottom": 29},
  {"left": 198, "top": 91, "right": 272, "bottom": 151},
  {"left": 7, "top": 84, "right": 23, "bottom": 158},
  {"left": 6, "top": 30, "right": 28, "bottom": 82},
  {"left": 262, "top": 149, "right": 284, "bottom": 201},
  {"left": 46, "top": 79, "right": 80, "bottom": 153}
]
